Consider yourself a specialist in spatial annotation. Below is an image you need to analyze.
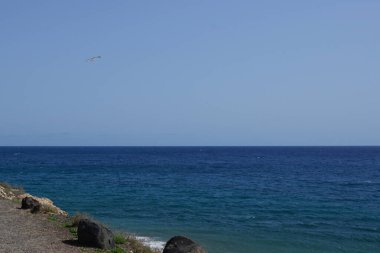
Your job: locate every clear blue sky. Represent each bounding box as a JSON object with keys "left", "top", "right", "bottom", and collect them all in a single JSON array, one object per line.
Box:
[{"left": 1, "top": 0, "right": 379, "bottom": 146}]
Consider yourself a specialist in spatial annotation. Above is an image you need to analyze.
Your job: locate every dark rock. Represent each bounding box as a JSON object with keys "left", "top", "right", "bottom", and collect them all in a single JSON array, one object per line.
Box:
[
  {"left": 21, "top": 197, "right": 41, "bottom": 214},
  {"left": 21, "top": 197, "right": 39, "bottom": 210},
  {"left": 21, "top": 197, "right": 34, "bottom": 209},
  {"left": 163, "top": 236, "right": 207, "bottom": 253},
  {"left": 30, "top": 202, "right": 41, "bottom": 213},
  {"left": 77, "top": 218, "right": 115, "bottom": 249}
]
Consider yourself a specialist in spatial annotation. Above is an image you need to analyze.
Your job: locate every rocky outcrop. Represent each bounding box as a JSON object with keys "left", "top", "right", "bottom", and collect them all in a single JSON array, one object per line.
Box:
[
  {"left": 163, "top": 236, "right": 207, "bottom": 253},
  {"left": 18, "top": 193, "right": 68, "bottom": 216},
  {"left": 21, "top": 197, "right": 33, "bottom": 209},
  {"left": 0, "top": 183, "right": 67, "bottom": 216},
  {"left": 0, "top": 188, "right": 15, "bottom": 200},
  {"left": 30, "top": 202, "right": 41, "bottom": 213},
  {"left": 77, "top": 218, "right": 115, "bottom": 249},
  {"left": 0, "top": 184, "right": 21, "bottom": 200},
  {"left": 21, "top": 197, "right": 42, "bottom": 214}
]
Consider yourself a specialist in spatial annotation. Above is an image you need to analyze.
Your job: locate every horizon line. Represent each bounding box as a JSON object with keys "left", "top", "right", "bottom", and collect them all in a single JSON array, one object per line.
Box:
[{"left": 0, "top": 145, "right": 379, "bottom": 148}]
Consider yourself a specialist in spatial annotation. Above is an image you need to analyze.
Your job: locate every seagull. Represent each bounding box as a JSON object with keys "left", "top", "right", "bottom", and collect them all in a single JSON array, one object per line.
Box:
[{"left": 86, "top": 56, "right": 102, "bottom": 62}]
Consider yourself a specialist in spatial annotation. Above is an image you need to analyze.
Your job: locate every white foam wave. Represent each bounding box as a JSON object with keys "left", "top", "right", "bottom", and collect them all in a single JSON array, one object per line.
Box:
[{"left": 136, "top": 236, "right": 166, "bottom": 251}]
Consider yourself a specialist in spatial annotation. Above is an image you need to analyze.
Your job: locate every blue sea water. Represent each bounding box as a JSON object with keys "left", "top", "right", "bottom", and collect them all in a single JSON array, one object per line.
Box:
[{"left": 0, "top": 147, "right": 379, "bottom": 253}]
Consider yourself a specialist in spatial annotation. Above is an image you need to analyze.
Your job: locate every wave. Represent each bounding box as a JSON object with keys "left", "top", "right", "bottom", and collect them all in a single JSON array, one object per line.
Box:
[{"left": 136, "top": 236, "right": 166, "bottom": 251}]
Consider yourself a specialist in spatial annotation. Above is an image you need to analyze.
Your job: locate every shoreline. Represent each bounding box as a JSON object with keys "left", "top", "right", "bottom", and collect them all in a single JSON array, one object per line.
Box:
[
  {"left": 2, "top": 147, "right": 379, "bottom": 253},
  {"left": 0, "top": 182, "right": 207, "bottom": 253},
  {"left": 0, "top": 182, "right": 162, "bottom": 253}
]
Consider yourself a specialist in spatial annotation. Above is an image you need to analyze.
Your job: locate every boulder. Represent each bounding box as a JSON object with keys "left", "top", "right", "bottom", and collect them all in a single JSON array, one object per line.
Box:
[
  {"left": 21, "top": 197, "right": 41, "bottom": 213},
  {"left": 77, "top": 218, "right": 115, "bottom": 249},
  {"left": 163, "top": 236, "right": 207, "bottom": 253},
  {"left": 21, "top": 197, "right": 37, "bottom": 209},
  {"left": 31, "top": 202, "right": 41, "bottom": 213}
]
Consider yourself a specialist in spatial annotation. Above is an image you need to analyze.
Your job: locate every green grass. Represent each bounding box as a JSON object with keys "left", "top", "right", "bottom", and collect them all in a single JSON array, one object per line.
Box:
[
  {"left": 114, "top": 234, "right": 127, "bottom": 245},
  {"left": 110, "top": 247, "right": 125, "bottom": 253},
  {"left": 11, "top": 198, "right": 21, "bottom": 204},
  {"left": 47, "top": 215, "right": 58, "bottom": 222},
  {"left": 69, "top": 227, "right": 78, "bottom": 237},
  {"left": 63, "top": 222, "right": 72, "bottom": 228}
]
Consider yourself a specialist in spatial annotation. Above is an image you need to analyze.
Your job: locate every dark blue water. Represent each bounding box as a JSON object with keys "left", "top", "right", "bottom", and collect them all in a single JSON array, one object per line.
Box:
[{"left": 1, "top": 147, "right": 379, "bottom": 253}]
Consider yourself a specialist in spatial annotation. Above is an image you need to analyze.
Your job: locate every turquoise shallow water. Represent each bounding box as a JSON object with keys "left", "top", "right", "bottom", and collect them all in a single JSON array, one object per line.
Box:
[{"left": 1, "top": 147, "right": 379, "bottom": 253}]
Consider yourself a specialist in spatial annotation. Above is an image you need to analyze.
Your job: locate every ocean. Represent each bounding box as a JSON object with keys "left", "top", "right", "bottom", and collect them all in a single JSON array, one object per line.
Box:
[{"left": 0, "top": 147, "right": 379, "bottom": 253}]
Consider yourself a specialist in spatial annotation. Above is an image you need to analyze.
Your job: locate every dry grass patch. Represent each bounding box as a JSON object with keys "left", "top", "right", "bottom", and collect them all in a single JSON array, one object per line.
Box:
[
  {"left": 125, "top": 235, "right": 161, "bottom": 253},
  {"left": 71, "top": 212, "right": 91, "bottom": 227},
  {"left": 0, "top": 182, "right": 25, "bottom": 199}
]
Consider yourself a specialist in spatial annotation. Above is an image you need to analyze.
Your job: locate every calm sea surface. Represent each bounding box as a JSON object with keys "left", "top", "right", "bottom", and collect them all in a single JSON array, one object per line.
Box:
[{"left": 0, "top": 147, "right": 379, "bottom": 253}]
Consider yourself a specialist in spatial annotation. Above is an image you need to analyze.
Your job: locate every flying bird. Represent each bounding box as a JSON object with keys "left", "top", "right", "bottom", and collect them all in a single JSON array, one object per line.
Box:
[{"left": 86, "top": 56, "right": 102, "bottom": 62}]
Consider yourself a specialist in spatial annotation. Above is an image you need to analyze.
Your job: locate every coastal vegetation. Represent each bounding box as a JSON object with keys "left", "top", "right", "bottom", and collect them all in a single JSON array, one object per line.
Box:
[
  {"left": 114, "top": 234, "right": 127, "bottom": 244},
  {"left": 111, "top": 247, "right": 125, "bottom": 253},
  {"left": 125, "top": 236, "right": 161, "bottom": 253},
  {"left": 71, "top": 212, "right": 91, "bottom": 226}
]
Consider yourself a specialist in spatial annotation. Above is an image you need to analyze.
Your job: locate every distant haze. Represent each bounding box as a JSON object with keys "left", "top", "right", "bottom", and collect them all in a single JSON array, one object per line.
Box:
[{"left": 1, "top": 1, "right": 379, "bottom": 146}]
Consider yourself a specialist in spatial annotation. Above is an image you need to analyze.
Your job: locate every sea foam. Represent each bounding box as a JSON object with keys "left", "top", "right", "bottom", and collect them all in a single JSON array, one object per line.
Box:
[{"left": 136, "top": 236, "right": 166, "bottom": 251}]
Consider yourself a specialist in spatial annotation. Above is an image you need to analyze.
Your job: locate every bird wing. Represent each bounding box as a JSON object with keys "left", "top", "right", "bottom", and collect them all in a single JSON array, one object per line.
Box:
[{"left": 86, "top": 56, "right": 101, "bottom": 61}]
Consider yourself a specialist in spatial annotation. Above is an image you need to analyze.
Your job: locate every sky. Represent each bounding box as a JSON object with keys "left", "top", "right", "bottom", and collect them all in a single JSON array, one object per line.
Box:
[{"left": 0, "top": 0, "right": 379, "bottom": 146}]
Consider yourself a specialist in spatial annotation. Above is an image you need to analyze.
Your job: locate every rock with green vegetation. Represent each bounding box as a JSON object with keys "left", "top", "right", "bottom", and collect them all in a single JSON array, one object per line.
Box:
[
  {"left": 163, "top": 236, "right": 207, "bottom": 253},
  {"left": 77, "top": 218, "right": 115, "bottom": 249}
]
